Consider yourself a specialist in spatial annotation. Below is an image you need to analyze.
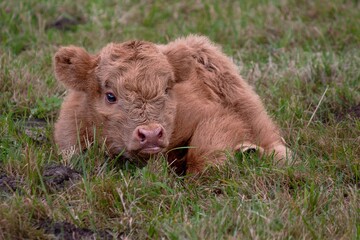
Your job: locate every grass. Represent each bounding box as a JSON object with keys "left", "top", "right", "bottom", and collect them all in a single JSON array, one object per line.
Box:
[{"left": 0, "top": 0, "right": 359, "bottom": 239}]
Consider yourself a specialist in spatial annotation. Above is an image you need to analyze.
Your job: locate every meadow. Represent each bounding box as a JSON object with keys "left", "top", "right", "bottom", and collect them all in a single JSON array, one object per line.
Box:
[{"left": 0, "top": 0, "right": 359, "bottom": 239}]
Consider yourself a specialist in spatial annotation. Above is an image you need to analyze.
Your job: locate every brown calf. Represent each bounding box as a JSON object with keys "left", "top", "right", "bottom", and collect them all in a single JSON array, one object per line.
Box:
[{"left": 54, "top": 35, "right": 291, "bottom": 173}]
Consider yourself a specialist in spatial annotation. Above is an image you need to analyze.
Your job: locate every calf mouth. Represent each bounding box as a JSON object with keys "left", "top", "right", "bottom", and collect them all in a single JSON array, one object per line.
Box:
[
  {"left": 139, "top": 146, "right": 162, "bottom": 155},
  {"left": 137, "top": 144, "right": 168, "bottom": 157}
]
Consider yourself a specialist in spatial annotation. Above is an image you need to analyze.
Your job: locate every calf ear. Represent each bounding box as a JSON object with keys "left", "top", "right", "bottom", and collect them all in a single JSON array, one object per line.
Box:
[
  {"left": 161, "top": 44, "right": 195, "bottom": 82},
  {"left": 54, "top": 46, "right": 99, "bottom": 92}
]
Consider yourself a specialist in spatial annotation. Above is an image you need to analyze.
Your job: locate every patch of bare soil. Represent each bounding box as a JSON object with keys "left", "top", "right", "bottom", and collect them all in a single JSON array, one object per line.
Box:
[
  {"left": 46, "top": 15, "right": 85, "bottom": 31},
  {"left": 43, "top": 164, "right": 81, "bottom": 191},
  {"left": 0, "top": 173, "right": 18, "bottom": 193},
  {"left": 22, "top": 118, "right": 48, "bottom": 142},
  {"left": 38, "top": 218, "right": 114, "bottom": 240},
  {"left": 336, "top": 103, "right": 360, "bottom": 121}
]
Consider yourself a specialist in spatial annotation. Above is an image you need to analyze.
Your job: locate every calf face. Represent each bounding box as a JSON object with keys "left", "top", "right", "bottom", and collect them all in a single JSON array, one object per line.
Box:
[{"left": 54, "top": 41, "right": 183, "bottom": 159}]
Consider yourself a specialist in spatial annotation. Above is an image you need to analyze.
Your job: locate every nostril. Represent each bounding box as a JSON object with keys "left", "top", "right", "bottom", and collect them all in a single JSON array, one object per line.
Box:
[
  {"left": 157, "top": 128, "right": 163, "bottom": 139},
  {"left": 137, "top": 129, "right": 147, "bottom": 143}
]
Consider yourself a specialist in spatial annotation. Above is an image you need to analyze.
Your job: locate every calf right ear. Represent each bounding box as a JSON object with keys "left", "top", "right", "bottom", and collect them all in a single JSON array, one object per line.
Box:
[
  {"left": 161, "top": 44, "right": 195, "bottom": 83},
  {"left": 54, "top": 46, "right": 99, "bottom": 92}
]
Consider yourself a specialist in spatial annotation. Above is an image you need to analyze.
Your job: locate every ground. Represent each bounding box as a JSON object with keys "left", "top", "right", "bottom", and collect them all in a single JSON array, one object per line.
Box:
[{"left": 0, "top": 0, "right": 359, "bottom": 239}]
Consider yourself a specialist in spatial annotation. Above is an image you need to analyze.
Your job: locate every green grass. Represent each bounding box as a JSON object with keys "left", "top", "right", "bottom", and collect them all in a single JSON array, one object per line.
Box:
[{"left": 0, "top": 0, "right": 359, "bottom": 239}]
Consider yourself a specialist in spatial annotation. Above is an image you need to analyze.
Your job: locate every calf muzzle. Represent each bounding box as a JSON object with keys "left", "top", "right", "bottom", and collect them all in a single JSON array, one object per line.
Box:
[{"left": 131, "top": 123, "right": 167, "bottom": 155}]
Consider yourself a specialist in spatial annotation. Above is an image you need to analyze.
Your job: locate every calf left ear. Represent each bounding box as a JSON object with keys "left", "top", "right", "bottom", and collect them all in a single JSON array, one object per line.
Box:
[
  {"left": 54, "top": 46, "right": 99, "bottom": 92},
  {"left": 161, "top": 44, "right": 195, "bottom": 82}
]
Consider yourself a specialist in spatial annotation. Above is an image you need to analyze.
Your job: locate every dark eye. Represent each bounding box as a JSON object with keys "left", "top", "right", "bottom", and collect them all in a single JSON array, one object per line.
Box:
[
  {"left": 165, "top": 87, "right": 170, "bottom": 95},
  {"left": 106, "top": 92, "right": 117, "bottom": 103}
]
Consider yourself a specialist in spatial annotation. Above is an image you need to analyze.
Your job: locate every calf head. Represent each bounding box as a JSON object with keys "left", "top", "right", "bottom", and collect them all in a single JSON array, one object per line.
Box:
[{"left": 54, "top": 40, "right": 193, "bottom": 159}]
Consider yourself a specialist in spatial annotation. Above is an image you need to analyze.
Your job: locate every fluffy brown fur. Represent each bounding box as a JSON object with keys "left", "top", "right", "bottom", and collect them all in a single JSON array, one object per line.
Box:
[
  {"left": 162, "top": 36, "right": 291, "bottom": 173},
  {"left": 54, "top": 35, "right": 291, "bottom": 173}
]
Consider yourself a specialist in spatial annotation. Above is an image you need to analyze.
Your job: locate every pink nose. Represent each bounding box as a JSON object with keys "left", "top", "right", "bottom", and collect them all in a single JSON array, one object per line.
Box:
[
  {"left": 136, "top": 125, "right": 164, "bottom": 144},
  {"left": 132, "top": 124, "right": 167, "bottom": 154}
]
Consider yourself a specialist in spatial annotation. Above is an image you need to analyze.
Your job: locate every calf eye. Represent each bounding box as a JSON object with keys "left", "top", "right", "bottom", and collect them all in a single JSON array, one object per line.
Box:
[
  {"left": 165, "top": 87, "right": 170, "bottom": 95},
  {"left": 106, "top": 92, "right": 117, "bottom": 103}
]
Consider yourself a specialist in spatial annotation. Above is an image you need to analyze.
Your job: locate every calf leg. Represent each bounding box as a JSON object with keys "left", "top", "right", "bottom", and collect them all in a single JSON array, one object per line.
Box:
[
  {"left": 185, "top": 114, "right": 252, "bottom": 173},
  {"left": 185, "top": 114, "right": 290, "bottom": 174}
]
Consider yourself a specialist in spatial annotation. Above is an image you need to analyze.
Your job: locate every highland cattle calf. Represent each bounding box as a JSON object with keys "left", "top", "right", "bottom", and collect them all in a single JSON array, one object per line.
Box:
[{"left": 54, "top": 35, "right": 291, "bottom": 173}]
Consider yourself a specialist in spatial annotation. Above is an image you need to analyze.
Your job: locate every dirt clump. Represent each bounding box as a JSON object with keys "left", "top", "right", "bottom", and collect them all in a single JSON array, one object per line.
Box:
[
  {"left": 22, "top": 118, "right": 48, "bottom": 142},
  {"left": 0, "top": 173, "right": 18, "bottom": 193},
  {"left": 38, "top": 219, "right": 114, "bottom": 240},
  {"left": 46, "top": 15, "right": 85, "bottom": 31},
  {"left": 43, "top": 164, "right": 81, "bottom": 191},
  {"left": 335, "top": 103, "right": 360, "bottom": 121}
]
